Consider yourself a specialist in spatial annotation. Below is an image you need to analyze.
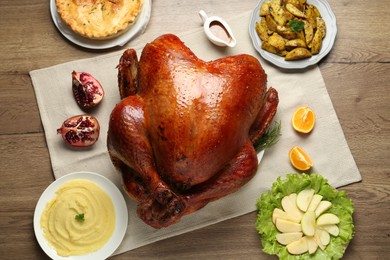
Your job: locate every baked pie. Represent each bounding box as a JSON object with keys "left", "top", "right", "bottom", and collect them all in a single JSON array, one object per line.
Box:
[{"left": 55, "top": 0, "right": 143, "bottom": 39}]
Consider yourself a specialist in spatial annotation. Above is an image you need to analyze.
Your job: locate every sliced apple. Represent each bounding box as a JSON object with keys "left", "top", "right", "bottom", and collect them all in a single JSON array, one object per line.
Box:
[
  {"left": 281, "top": 194, "right": 303, "bottom": 219},
  {"left": 315, "top": 200, "right": 332, "bottom": 217},
  {"left": 276, "top": 232, "right": 303, "bottom": 245},
  {"left": 275, "top": 218, "right": 302, "bottom": 233},
  {"left": 317, "top": 213, "right": 340, "bottom": 226},
  {"left": 314, "top": 229, "right": 326, "bottom": 250},
  {"left": 297, "top": 189, "right": 315, "bottom": 212},
  {"left": 272, "top": 208, "right": 301, "bottom": 224},
  {"left": 307, "top": 194, "right": 323, "bottom": 212},
  {"left": 317, "top": 228, "right": 330, "bottom": 246},
  {"left": 319, "top": 224, "right": 340, "bottom": 236},
  {"left": 306, "top": 236, "right": 318, "bottom": 254},
  {"left": 286, "top": 237, "right": 309, "bottom": 255},
  {"left": 301, "top": 211, "right": 316, "bottom": 236}
]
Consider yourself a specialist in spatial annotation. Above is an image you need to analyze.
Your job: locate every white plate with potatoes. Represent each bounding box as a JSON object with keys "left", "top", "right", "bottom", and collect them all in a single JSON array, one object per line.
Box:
[{"left": 249, "top": 0, "right": 337, "bottom": 69}]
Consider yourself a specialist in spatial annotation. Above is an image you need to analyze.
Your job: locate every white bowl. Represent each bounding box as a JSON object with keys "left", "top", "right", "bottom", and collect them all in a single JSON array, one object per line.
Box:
[{"left": 33, "top": 171, "right": 128, "bottom": 260}]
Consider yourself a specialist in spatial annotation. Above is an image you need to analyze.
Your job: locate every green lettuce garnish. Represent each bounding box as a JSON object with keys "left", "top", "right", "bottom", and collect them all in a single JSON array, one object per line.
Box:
[{"left": 256, "top": 173, "right": 355, "bottom": 260}]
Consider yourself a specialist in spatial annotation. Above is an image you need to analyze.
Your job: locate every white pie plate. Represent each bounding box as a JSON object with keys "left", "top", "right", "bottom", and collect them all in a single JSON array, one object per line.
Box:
[
  {"left": 249, "top": 0, "right": 337, "bottom": 69},
  {"left": 33, "top": 171, "right": 128, "bottom": 260},
  {"left": 50, "top": 0, "right": 152, "bottom": 49}
]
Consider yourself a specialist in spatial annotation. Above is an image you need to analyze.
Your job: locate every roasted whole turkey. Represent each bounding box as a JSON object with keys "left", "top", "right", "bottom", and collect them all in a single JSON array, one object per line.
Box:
[{"left": 107, "top": 34, "right": 279, "bottom": 228}]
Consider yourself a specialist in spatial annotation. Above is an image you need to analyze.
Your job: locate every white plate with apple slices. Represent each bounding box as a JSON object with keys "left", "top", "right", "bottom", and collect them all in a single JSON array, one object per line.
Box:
[{"left": 256, "top": 173, "right": 355, "bottom": 259}]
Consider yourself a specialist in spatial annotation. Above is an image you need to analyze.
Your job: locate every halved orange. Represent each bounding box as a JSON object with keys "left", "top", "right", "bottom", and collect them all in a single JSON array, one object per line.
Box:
[
  {"left": 292, "top": 106, "right": 316, "bottom": 133},
  {"left": 289, "top": 146, "right": 313, "bottom": 171}
]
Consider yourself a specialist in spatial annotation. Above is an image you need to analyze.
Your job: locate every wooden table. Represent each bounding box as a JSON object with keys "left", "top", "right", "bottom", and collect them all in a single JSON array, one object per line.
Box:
[{"left": 1, "top": 0, "right": 389, "bottom": 259}]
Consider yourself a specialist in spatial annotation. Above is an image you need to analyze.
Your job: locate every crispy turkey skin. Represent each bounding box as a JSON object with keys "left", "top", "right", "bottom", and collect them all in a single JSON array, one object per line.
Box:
[{"left": 107, "top": 34, "right": 278, "bottom": 228}]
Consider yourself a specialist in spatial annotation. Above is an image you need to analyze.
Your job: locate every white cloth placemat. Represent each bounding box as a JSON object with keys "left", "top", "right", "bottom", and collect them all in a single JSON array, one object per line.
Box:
[{"left": 30, "top": 11, "right": 361, "bottom": 255}]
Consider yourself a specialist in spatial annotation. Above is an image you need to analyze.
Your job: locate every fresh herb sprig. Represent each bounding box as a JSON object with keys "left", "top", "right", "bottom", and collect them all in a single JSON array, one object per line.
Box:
[
  {"left": 254, "top": 121, "right": 282, "bottom": 152},
  {"left": 289, "top": 20, "right": 304, "bottom": 33},
  {"left": 75, "top": 213, "right": 85, "bottom": 223}
]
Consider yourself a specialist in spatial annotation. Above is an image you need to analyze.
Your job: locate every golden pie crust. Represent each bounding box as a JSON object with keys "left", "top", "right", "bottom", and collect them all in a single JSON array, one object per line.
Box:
[{"left": 55, "top": 0, "right": 143, "bottom": 39}]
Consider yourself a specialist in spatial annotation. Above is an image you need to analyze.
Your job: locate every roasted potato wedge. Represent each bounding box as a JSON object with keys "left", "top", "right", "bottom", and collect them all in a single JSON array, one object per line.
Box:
[
  {"left": 262, "top": 41, "right": 288, "bottom": 57},
  {"left": 256, "top": 18, "right": 269, "bottom": 42},
  {"left": 311, "top": 4, "right": 321, "bottom": 18},
  {"left": 305, "top": 5, "right": 318, "bottom": 28},
  {"left": 266, "top": 14, "right": 278, "bottom": 32},
  {"left": 260, "top": 1, "right": 271, "bottom": 16},
  {"left": 316, "top": 17, "right": 326, "bottom": 38},
  {"left": 304, "top": 20, "right": 314, "bottom": 47},
  {"left": 285, "top": 39, "right": 307, "bottom": 50},
  {"left": 285, "top": 47, "right": 312, "bottom": 60},
  {"left": 283, "top": 8, "right": 295, "bottom": 21},
  {"left": 296, "top": 30, "right": 305, "bottom": 42},
  {"left": 268, "top": 32, "right": 286, "bottom": 51},
  {"left": 276, "top": 25, "right": 297, "bottom": 40},
  {"left": 310, "top": 29, "right": 323, "bottom": 54},
  {"left": 261, "top": 41, "right": 279, "bottom": 54},
  {"left": 285, "top": 0, "right": 303, "bottom": 10},
  {"left": 272, "top": 0, "right": 283, "bottom": 6},
  {"left": 270, "top": 1, "right": 287, "bottom": 26},
  {"left": 286, "top": 3, "right": 306, "bottom": 18}
]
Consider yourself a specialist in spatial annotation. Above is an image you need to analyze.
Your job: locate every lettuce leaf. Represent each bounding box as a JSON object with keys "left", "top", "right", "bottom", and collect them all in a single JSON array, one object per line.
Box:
[{"left": 256, "top": 173, "right": 355, "bottom": 260}]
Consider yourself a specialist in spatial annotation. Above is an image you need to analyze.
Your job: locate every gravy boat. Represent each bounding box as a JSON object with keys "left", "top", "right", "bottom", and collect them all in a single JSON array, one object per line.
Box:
[{"left": 199, "top": 10, "right": 237, "bottom": 47}]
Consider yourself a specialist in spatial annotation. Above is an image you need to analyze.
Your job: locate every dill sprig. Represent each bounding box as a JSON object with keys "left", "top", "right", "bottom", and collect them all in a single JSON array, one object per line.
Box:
[{"left": 254, "top": 120, "right": 281, "bottom": 152}]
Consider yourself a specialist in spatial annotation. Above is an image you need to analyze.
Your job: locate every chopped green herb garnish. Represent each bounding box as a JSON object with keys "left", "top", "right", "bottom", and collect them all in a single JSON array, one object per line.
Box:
[
  {"left": 75, "top": 213, "right": 85, "bottom": 223},
  {"left": 289, "top": 20, "right": 304, "bottom": 33}
]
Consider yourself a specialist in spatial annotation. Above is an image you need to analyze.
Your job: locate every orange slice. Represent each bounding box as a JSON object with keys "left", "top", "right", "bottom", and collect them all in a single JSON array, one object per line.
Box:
[
  {"left": 292, "top": 106, "right": 316, "bottom": 133},
  {"left": 289, "top": 146, "right": 313, "bottom": 171}
]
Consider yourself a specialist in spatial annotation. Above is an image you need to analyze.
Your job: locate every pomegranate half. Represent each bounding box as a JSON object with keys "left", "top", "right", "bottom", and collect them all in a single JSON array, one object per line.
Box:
[
  {"left": 57, "top": 115, "right": 100, "bottom": 147},
  {"left": 72, "top": 71, "right": 104, "bottom": 109}
]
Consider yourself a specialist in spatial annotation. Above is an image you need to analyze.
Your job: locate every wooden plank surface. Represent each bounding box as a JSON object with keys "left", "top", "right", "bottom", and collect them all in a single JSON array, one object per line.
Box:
[{"left": 0, "top": 0, "right": 389, "bottom": 259}]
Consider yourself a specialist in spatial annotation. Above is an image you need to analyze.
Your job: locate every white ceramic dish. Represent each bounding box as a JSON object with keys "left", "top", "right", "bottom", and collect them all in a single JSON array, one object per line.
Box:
[
  {"left": 50, "top": 0, "right": 152, "bottom": 49},
  {"left": 199, "top": 10, "right": 237, "bottom": 47},
  {"left": 249, "top": 0, "right": 337, "bottom": 69},
  {"left": 33, "top": 171, "right": 128, "bottom": 260}
]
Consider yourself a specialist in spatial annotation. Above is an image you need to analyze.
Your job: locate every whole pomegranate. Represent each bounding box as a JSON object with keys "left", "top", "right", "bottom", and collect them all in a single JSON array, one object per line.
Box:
[
  {"left": 72, "top": 71, "right": 104, "bottom": 109},
  {"left": 57, "top": 115, "right": 100, "bottom": 147}
]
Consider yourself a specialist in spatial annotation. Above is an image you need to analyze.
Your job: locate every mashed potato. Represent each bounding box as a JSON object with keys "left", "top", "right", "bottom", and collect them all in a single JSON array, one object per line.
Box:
[{"left": 40, "top": 179, "right": 115, "bottom": 256}]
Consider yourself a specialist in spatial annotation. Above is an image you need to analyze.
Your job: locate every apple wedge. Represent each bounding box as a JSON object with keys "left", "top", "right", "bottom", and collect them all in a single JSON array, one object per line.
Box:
[
  {"left": 307, "top": 194, "right": 323, "bottom": 212},
  {"left": 272, "top": 208, "right": 301, "bottom": 224},
  {"left": 297, "top": 189, "right": 315, "bottom": 212},
  {"left": 301, "top": 211, "right": 316, "bottom": 236},
  {"left": 276, "top": 232, "right": 303, "bottom": 245},
  {"left": 317, "top": 228, "right": 330, "bottom": 246},
  {"left": 286, "top": 237, "right": 309, "bottom": 255},
  {"left": 306, "top": 236, "right": 318, "bottom": 254},
  {"left": 281, "top": 194, "right": 303, "bottom": 219},
  {"left": 317, "top": 213, "right": 340, "bottom": 226},
  {"left": 319, "top": 224, "right": 340, "bottom": 236},
  {"left": 315, "top": 200, "right": 332, "bottom": 217},
  {"left": 275, "top": 218, "right": 302, "bottom": 233},
  {"left": 314, "top": 229, "right": 326, "bottom": 250}
]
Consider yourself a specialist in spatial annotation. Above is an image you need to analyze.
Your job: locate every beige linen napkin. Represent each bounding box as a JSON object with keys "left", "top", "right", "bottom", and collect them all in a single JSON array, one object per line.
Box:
[{"left": 30, "top": 11, "right": 361, "bottom": 255}]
